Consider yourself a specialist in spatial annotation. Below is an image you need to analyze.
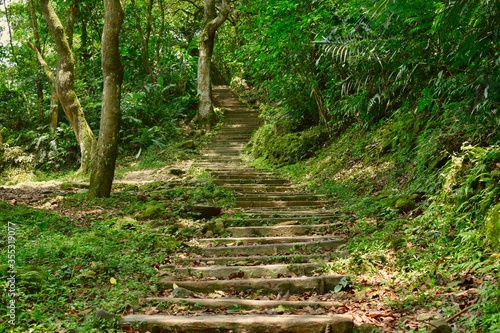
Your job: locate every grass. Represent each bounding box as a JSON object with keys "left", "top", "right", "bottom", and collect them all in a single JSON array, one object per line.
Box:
[{"left": 0, "top": 166, "right": 234, "bottom": 332}]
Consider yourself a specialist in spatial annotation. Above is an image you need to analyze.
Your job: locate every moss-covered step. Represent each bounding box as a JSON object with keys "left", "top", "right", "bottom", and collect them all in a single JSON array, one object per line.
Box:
[
  {"left": 226, "top": 223, "right": 339, "bottom": 237},
  {"left": 145, "top": 297, "right": 342, "bottom": 310},
  {"left": 200, "top": 238, "right": 344, "bottom": 257},
  {"left": 159, "top": 275, "right": 345, "bottom": 294},
  {"left": 162, "top": 262, "right": 324, "bottom": 279},
  {"left": 199, "top": 235, "right": 334, "bottom": 246}
]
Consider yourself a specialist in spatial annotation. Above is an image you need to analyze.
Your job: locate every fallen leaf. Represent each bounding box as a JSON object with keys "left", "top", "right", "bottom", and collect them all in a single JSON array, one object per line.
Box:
[{"left": 110, "top": 277, "right": 117, "bottom": 285}]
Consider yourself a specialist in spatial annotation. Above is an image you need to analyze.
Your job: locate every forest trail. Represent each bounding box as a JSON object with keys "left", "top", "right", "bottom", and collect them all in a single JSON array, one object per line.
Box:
[{"left": 121, "top": 86, "right": 355, "bottom": 333}]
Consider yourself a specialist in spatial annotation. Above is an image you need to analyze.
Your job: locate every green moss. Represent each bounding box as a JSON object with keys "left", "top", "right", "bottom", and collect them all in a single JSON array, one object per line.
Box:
[
  {"left": 485, "top": 203, "right": 500, "bottom": 250},
  {"left": 394, "top": 198, "right": 416, "bottom": 212},
  {"left": 141, "top": 202, "right": 166, "bottom": 219}
]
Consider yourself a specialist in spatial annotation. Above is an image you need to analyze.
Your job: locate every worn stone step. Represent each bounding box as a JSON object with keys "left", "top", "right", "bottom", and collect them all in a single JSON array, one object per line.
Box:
[
  {"left": 177, "top": 254, "right": 326, "bottom": 265},
  {"left": 121, "top": 314, "right": 354, "bottom": 333},
  {"left": 163, "top": 263, "right": 323, "bottom": 279},
  {"left": 215, "top": 174, "right": 285, "bottom": 180},
  {"left": 210, "top": 170, "right": 274, "bottom": 176},
  {"left": 235, "top": 200, "right": 324, "bottom": 208},
  {"left": 160, "top": 275, "right": 345, "bottom": 294},
  {"left": 203, "top": 152, "right": 243, "bottom": 156},
  {"left": 235, "top": 194, "right": 326, "bottom": 201},
  {"left": 200, "top": 239, "right": 344, "bottom": 257},
  {"left": 226, "top": 216, "right": 337, "bottom": 225},
  {"left": 215, "top": 179, "right": 290, "bottom": 185},
  {"left": 221, "top": 184, "right": 297, "bottom": 192},
  {"left": 145, "top": 297, "right": 340, "bottom": 310},
  {"left": 199, "top": 235, "right": 334, "bottom": 246},
  {"left": 226, "top": 224, "right": 339, "bottom": 237},
  {"left": 235, "top": 209, "right": 331, "bottom": 216}
]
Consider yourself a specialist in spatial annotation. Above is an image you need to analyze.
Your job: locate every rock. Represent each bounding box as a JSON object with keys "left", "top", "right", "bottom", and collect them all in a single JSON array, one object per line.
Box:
[
  {"left": 172, "top": 286, "right": 194, "bottom": 298},
  {"left": 416, "top": 313, "right": 435, "bottom": 321},
  {"left": 354, "top": 323, "right": 381, "bottom": 332},
  {"left": 394, "top": 198, "right": 415, "bottom": 212},
  {"left": 95, "top": 309, "right": 116, "bottom": 321},
  {"left": 116, "top": 216, "right": 138, "bottom": 230},
  {"left": 179, "top": 140, "right": 196, "bottom": 149},
  {"left": 205, "top": 230, "right": 214, "bottom": 237},
  {"left": 215, "top": 220, "right": 225, "bottom": 231},
  {"left": 170, "top": 168, "right": 185, "bottom": 176},
  {"left": 183, "top": 205, "right": 221, "bottom": 220},
  {"left": 428, "top": 319, "right": 452, "bottom": 333}
]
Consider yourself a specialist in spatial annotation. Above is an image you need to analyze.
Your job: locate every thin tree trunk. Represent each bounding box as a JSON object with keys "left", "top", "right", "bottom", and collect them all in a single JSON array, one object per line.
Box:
[
  {"left": 27, "top": 41, "right": 60, "bottom": 130},
  {"left": 28, "top": 0, "right": 45, "bottom": 119},
  {"left": 3, "top": 0, "right": 30, "bottom": 117},
  {"left": 197, "top": 0, "right": 230, "bottom": 125},
  {"left": 88, "top": 0, "right": 124, "bottom": 199},
  {"left": 66, "top": 0, "right": 80, "bottom": 49},
  {"left": 130, "top": 0, "right": 155, "bottom": 80},
  {"left": 38, "top": 0, "right": 96, "bottom": 173}
]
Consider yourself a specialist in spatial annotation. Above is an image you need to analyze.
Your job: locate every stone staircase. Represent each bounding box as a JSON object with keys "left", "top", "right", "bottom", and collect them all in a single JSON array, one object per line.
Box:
[{"left": 121, "top": 86, "right": 354, "bottom": 333}]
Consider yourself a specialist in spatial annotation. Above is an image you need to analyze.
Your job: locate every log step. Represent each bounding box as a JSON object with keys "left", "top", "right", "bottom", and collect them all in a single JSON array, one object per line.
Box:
[
  {"left": 145, "top": 297, "right": 340, "bottom": 310},
  {"left": 162, "top": 263, "right": 323, "bottom": 279},
  {"left": 199, "top": 235, "right": 334, "bottom": 246},
  {"left": 200, "top": 239, "right": 344, "bottom": 257},
  {"left": 159, "top": 275, "right": 345, "bottom": 294},
  {"left": 226, "top": 223, "right": 339, "bottom": 237},
  {"left": 121, "top": 314, "right": 354, "bottom": 333}
]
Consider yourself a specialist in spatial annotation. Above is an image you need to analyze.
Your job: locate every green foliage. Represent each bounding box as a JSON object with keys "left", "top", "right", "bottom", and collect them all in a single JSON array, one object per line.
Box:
[
  {"left": 247, "top": 123, "right": 330, "bottom": 166},
  {"left": 0, "top": 201, "right": 178, "bottom": 332}
]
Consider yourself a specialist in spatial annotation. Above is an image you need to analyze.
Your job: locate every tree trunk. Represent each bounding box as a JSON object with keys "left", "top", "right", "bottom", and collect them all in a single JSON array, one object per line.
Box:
[
  {"left": 28, "top": 0, "right": 45, "bottom": 119},
  {"left": 38, "top": 0, "right": 96, "bottom": 173},
  {"left": 88, "top": 0, "right": 124, "bottom": 199},
  {"left": 27, "top": 41, "right": 60, "bottom": 130},
  {"left": 197, "top": 0, "right": 230, "bottom": 125},
  {"left": 130, "top": 0, "right": 155, "bottom": 80}
]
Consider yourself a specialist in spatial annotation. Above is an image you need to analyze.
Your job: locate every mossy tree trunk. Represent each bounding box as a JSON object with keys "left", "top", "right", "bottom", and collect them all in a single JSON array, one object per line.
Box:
[
  {"left": 26, "top": 42, "right": 60, "bottom": 131},
  {"left": 38, "top": 0, "right": 96, "bottom": 173},
  {"left": 88, "top": 0, "right": 124, "bottom": 199},
  {"left": 197, "top": 0, "right": 230, "bottom": 125}
]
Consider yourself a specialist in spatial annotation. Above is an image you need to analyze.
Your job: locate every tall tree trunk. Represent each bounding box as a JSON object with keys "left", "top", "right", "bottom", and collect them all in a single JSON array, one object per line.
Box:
[
  {"left": 66, "top": 0, "right": 79, "bottom": 49},
  {"left": 88, "top": 0, "right": 124, "bottom": 199},
  {"left": 197, "top": 0, "right": 230, "bottom": 125},
  {"left": 27, "top": 41, "right": 60, "bottom": 130},
  {"left": 3, "top": 0, "right": 29, "bottom": 117},
  {"left": 130, "top": 0, "right": 155, "bottom": 80},
  {"left": 28, "top": 0, "right": 45, "bottom": 119},
  {"left": 38, "top": 0, "right": 96, "bottom": 173}
]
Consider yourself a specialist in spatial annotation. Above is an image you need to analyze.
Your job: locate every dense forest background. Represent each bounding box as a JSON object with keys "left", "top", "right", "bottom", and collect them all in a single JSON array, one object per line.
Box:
[{"left": 0, "top": 0, "right": 499, "bottom": 332}]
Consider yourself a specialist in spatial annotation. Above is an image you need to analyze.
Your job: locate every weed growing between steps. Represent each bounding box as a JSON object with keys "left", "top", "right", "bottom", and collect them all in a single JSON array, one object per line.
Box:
[
  {"left": 0, "top": 175, "right": 234, "bottom": 332},
  {"left": 246, "top": 114, "right": 500, "bottom": 331}
]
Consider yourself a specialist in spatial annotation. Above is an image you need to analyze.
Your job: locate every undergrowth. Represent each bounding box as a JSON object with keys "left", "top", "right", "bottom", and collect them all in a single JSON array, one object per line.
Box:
[{"left": 247, "top": 109, "right": 500, "bottom": 331}]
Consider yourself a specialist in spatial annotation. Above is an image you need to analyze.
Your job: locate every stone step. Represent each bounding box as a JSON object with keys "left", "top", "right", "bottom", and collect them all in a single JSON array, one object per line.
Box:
[
  {"left": 199, "top": 235, "right": 334, "bottom": 246},
  {"left": 226, "top": 224, "right": 339, "bottom": 237},
  {"left": 214, "top": 179, "right": 290, "bottom": 185},
  {"left": 203, "top": 152, "right": 243, "bottom": 157},
  {"left": 234, "top": 209, "right": 332, "bottom": 216},
  {"left": 200, "top": 239, "right": 344, "bottom": 257},
  {"left": 210, "top": 170, "right": 275, "bottom": 175},
  {"left": 235, "top": 200, "right": 324, "bottom": 208},
  {"left": 159, "top": 275, "right": 345, "bottom": 294},
  {"left": 221, "top": 184, "right": 297, "bottom": 192},
  {"left": 225, "top": 216, "right": 338, "bottom": 227},
  {"left": 215, "top": 174, "right": 285, "bottom": 180},
  {"left": 121, "top": 314, "right": 354, "bottom": 333},
  {"left": 145, "top": 297, "right": 340, "bottom": 310},
  {"left": 177, "top": 251, "right": 349, "bottom": 266},
  {"left": 177, "top": 254, "right": 325, "bottom": 265},
  {"left": 162, "top": 262, "right": 323, "bottom": 279},
  {"left": 234, "top": 194, "right": 326, "bottom": 201}
]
